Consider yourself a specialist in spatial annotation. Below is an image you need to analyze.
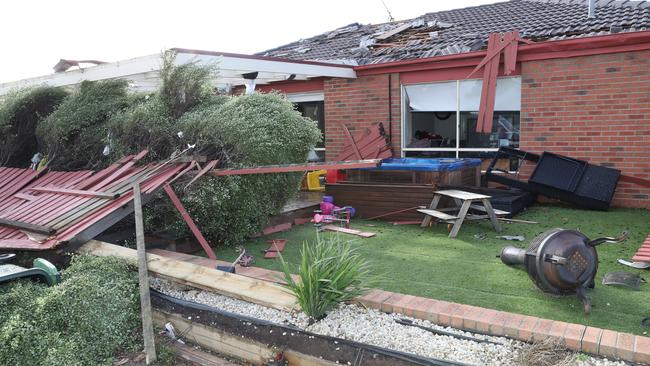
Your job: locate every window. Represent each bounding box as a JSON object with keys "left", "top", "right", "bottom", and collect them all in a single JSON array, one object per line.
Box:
[
  {"left": 402, "top": 77, "right": 520, "bottom": 159},
  {"left": 294, "top": 100, "right": 325, "bottom": 161}
]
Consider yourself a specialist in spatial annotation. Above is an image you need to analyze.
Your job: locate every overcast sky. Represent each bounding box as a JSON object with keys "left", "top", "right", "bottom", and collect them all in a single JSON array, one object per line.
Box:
[{"left": 0, "top": 0, "right": 497, "bottom": 83}]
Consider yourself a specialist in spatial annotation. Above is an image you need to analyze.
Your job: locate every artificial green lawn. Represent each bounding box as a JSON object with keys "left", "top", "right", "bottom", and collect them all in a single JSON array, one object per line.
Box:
[{"left": 215, "top": 204, "right": 650, "bottom": 335}]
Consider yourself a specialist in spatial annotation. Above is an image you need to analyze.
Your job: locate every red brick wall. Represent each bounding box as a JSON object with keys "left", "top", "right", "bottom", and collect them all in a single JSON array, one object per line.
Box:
[
  {"left": 520, "top": 50, "right": 650, "bottom": 208},
  {"left": 324, "top": 74, "right": 401, "bottom": 160}
]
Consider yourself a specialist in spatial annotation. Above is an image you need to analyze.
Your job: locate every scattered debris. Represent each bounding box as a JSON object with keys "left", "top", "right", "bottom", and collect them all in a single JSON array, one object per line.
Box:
[
  {"left": 474, "top": 233, "right": 488, "bottom": 241},
  {"left": 216, "top": 247, "right": 251, "bottom": 273},
  {"left": 322, "top": 225, "right": 376, "bottom": 238},
  {"left": 602, "top": 271, "right": 645, "bottom": 290},
  {"left": 293, "top": 217, "right": 311, "bottom": 225},
  {"left": 617, "top": 259, "right": 650, "bottom": 269},
  {"left": 264, "top": 239, "right": 287, "bottom": 259},
  {"left": 517, "top": 337, "right": 576, "bottom": 366},
  {"left": 485, "top": 147, "right": 621, "bottom": 211},
  {"left": 496, "top": 235, "right": 525, "bottom": 242},
  {"left": 390, "top": 220, "right": 421, "bottom": 225},
  {"left": 333, "top": 123, "right": 391, "bottom": 161},
  {"left": 259, "top": 223, "right": 293, "bottom": 236}
]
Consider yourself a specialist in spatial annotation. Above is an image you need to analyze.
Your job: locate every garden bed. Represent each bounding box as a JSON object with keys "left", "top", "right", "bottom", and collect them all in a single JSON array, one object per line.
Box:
[{"left": 150, "top": 277, "right": 628, "bottom": 366}]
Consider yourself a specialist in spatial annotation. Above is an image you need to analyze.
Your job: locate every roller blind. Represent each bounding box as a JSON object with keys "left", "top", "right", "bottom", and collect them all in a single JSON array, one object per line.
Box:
[
  {"left": 404, "top": 81, "right": 457, "bottom": 112},
  {"left": 406, "top": 77, "right": 521, "bottom": 112}
]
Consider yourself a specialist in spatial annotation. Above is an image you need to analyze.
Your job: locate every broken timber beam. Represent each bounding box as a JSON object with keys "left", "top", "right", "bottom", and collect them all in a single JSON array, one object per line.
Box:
[
  {"left": 78, "top": 240, "right": 296, "bottom": 311},
  {"left": 210, "top": 159, "right": 381, "bottom": 176},
  {"left": 0, "top": 217, "right": 56, "bottom": 235}
]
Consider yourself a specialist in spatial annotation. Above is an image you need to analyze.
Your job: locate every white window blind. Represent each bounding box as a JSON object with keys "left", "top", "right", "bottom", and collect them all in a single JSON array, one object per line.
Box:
[
  {"left": 406, "top": 77, "right": 521, "bottom": 112},
  {"left": 404, "top": 81, "right": 457, "bottom": 112}
]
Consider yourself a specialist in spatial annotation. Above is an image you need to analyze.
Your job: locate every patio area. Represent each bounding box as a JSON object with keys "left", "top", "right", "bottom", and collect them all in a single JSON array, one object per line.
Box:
[{"left": 215, "top": 204, "right": 650, "bottom": 336}]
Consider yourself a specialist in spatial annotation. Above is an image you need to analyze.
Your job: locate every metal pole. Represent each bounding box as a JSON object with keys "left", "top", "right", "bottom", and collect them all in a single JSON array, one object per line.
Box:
[{"left": 133, "top": 182, "right": 157, "bottom": 364}]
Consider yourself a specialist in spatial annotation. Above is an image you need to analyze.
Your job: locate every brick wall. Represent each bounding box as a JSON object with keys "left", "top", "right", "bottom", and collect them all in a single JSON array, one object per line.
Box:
[
  {"left": 323, "top": 74, "right": 401, "bottom": 160},
  {"left": 520, "top": 50, "right": 650, "bottom": 208}
]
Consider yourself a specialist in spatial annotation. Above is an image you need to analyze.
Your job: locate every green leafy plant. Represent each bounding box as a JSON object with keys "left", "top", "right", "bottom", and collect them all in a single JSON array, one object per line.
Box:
[
  {"left": 0, "top": 86, "right": 68, "bottom": 167},
  {"left": 280, "top": 236, "right": 372, "bottom": 321},
  {"left": 0, "top": 255, "right": 140, "bottom": 366},
  {"left": 37, "top": 80, "right": 131, "bottom": 170},
  {"left": 148, "top": 92, "right": 321, "bottom": 247}
]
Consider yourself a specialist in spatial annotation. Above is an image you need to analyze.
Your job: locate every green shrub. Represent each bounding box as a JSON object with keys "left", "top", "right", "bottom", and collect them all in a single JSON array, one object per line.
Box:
[
  {"left": 159, "top": 51, "right": 216, "bottom": 118},
  {"left": 0, "top": 255, "right": 140, "bottom": 366},
  {"left": 0, "top": 86, "right": 68, "bottom": 167},
  {"left": 37, "top": 80, "right": 130, "bottom": 170},
  {"left": 280, "top": 236, "right": 372, "bottom": 321},
  {"left": 155, "top": 92, "right": 321, "bottom": 246},
  {"left": 109, "top": 94, "right": 178, "bottom": 162}
]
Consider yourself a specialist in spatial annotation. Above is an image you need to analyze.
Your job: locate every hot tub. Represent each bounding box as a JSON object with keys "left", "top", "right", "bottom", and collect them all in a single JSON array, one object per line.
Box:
[
  {"left": 373, "top": 158, "right": 481, "bottom": 172},
  {"left": 327, "top": 158, "right": 482, "bottom": 220}
]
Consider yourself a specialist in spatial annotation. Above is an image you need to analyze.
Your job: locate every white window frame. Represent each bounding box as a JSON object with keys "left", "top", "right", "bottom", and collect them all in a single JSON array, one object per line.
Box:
[
  {"left": 400, "top": 77, "right": 520, "bottom": 158},
  {"left": 288, "top": 92, "right": 326, "bottom": 152}
]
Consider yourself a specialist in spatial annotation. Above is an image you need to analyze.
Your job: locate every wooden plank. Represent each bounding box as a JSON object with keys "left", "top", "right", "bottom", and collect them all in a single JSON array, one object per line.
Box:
[
  {"left": 376, "top": 23, "right": 411, "bottom": 40},
  {"left": 134, "top": 183, "right": 157, "bottom": 364},
  {"left": 0, "top": 217, "right": 56, "bottom": 235},
  {"left": 170, "top": 342, "right": 241, "bottom": 366},
  {"left": 264, "top": 239, "right": 287, "bottom": 259},
  {"left": 261, "top": 223, "right": 292, "bottom": 236},
  {"left": 322, "top": 225, "right": 376, "bottom": 238},
  {"left": 163, "top": 184, "right": 217, "bottom": 260},
  {"left": 184, "top": 159, "right": 219, "bottom": 189},
  {"left": 153, "top": 310, "right": 275, "bottom": 365},
  {"left": 449, "top": 200, "right": 472, "bottom": 238},
  {"left": 436, "top": 189, "right": 491, "bottom": 201},
  {"left": 210, "top": 160, "right": 381, "bottom": 176},
  {"left": 417, "top": 208, "right": 457, "bottom": 221},
  {"left": 28, "top": 186, "right": 118, "bottom": 199},
  {"left": 342, "top": 124, "right": 362, "bottom": 160},
  {"left": 469, "top": 204, "right": 510, "bottom": 216},
  {"left": 154, "top": 310, "right": 339, "bottom": 366},
  {"left": 78, "top": 240, "right": 296, "bottom": 311},
  {"left": 390, "top": 220, "right": 422, "bottom": 225}
]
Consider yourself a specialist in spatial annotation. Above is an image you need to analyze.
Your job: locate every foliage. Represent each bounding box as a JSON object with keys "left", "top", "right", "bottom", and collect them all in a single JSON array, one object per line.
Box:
[
  {"left": 0, "top": 86, "right": 68, "bottom": 167},
  {"left": 0, "top": 255, "right": 140, "bottom": 366},
  {"left": 109, "top": 94, "right": 178, "bottom": 162},
  {"left": 280, "top": 236, "right": 372, "bottom": 321},
  {"left": 36, "top": 80, "right": 130, "bottom": 170},
  {"left": 154, "top": 92, "right": 321, "bottom": 246},
  {"left": 159, "top": 51, "right": 216, "bottom": 118}
]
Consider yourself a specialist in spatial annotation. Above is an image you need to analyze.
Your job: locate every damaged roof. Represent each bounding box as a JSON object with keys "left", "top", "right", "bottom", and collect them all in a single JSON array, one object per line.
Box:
[{"left": 258, "top": 0, "right": 650, "bottom": 65}]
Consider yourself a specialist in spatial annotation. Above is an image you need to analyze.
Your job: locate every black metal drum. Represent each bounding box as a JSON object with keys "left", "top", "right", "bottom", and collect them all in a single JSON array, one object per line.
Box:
[{"left": 500, "top": 228, "right": 627, "bottom": 314}]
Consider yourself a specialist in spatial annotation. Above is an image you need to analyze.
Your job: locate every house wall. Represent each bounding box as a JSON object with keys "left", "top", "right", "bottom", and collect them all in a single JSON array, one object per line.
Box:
[
  {"left": 323, "top": 74, "right": 401, "bottom": 160},
  {"left": 520, "top": 49, "right": 650, "bottom": 208}
]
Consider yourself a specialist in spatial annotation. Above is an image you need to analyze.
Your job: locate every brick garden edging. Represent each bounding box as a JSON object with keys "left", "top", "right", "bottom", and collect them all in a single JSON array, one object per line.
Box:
[
  {"left": 356, "top": 289, "right": 649, "bottom": 365},
  {"left": 149, "top": 249, "right": 650, "bottom": 365}
]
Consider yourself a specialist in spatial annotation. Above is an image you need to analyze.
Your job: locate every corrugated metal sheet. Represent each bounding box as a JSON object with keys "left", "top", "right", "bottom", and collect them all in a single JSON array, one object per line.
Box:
[{"left": 0, "top": 153, "right": 189, "bottom": 250}]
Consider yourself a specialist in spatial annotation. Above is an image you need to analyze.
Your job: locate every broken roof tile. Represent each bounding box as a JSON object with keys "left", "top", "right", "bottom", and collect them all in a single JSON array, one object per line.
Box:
[{"left": 259, "top": 0, "right": 650, "bottom": 65}]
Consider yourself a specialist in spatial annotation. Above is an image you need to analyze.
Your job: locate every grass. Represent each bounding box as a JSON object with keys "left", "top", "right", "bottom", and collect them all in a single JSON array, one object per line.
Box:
[{"left": 214, "top": 204, "right": 650, "bottom": 336}]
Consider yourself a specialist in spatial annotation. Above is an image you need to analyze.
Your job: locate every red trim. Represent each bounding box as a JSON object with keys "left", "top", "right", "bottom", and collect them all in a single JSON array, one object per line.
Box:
[
  {"left": 255, "top": 78, "right": 324, "bottom": 94},
  {"left": 400, "top": 64, "right": 521, "bottom": 84},
  {"left": 354, "top": 30, "right": 650, "bottom": 76},
  {"left": 170, "top": 48, "right": 354, "bottom": 69}
]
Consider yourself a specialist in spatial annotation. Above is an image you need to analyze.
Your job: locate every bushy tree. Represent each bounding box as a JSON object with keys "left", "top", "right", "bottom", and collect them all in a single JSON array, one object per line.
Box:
[
  {"left": 0, "top": 86, "right": 68, "bottom": 167},
  {"left": 37, "top": 80, "right": 130, "bottom": 170},
  {"left": 154, "top": 92, "right": 322, "bottom": 246}
]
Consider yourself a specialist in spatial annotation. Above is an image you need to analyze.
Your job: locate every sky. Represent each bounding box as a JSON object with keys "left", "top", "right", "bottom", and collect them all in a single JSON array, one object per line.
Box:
[{"left": 0, "top": 0, "right": 498, "bottom": 83}]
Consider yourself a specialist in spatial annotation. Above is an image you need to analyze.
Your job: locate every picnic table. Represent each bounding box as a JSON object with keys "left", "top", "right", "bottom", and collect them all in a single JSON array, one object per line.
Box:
[{"left": 418, "top": 189, "right": 509, "bottom": 238}]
